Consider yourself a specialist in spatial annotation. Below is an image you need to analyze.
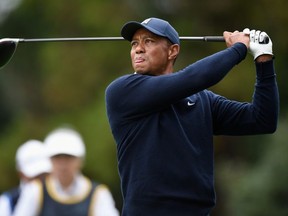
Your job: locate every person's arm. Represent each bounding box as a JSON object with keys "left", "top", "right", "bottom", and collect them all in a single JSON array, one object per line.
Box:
[
  {"left": 212, "top": 29, "right": 278, "bottom": 135},
  {"left": 256, "top": 54, "right": 273, "bottom": 63},
  {"left": 12, "top": 180, "right": 42, "bottom": 216},
  {"left": 90, "top": 184, "right": 119, "bottom": 216},
  {"left": 212, "top": 59, "right": 278, "bottom": 135},
  {"left": 0, "top": 194, "right": 12, "bottom": 216},
  {"left": 106, "top": 43, "right": 247, "bottom": 118}
]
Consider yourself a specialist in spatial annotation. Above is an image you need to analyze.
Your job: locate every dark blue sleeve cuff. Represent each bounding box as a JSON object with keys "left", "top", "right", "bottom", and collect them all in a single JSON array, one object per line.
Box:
[
  {"left": 231, "top": 42, "right": 247, "bottom": 62},
  {"left": 255, "top": 59, "right": 275, "bottom": 79}
]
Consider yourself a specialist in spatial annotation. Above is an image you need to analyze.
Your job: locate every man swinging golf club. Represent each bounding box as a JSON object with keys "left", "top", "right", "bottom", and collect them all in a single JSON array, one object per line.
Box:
[{"left": 105, "top": 17, "right": 279, "bottom": 215}]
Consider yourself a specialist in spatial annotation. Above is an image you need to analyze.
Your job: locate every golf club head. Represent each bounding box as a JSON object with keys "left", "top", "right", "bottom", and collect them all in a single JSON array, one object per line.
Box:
[{"left": 0, "top": 38, "right": 19, "bottom": 69}]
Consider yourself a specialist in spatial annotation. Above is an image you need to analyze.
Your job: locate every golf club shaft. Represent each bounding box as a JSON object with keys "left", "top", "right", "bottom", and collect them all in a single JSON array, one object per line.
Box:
[
  {"left": 16, "top": 36, "right": 225, "bottom": 43},
  {"left": 0, "top": 36, "right": 225, "bottom": 69}
]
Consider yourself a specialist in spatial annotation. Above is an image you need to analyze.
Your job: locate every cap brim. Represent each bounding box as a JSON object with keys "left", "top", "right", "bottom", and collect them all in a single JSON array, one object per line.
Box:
[
  {"left": 121, "top": 21, "right": 167, "bottom": 42},
  {"left": 48, "top": 147, "right": 83, "bottom": 157}
]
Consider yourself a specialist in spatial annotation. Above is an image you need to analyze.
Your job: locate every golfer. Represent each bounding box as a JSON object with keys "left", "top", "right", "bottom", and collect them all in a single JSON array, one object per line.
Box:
[{"left": 105, "top": 17, "right": 279, "bottom": 215}]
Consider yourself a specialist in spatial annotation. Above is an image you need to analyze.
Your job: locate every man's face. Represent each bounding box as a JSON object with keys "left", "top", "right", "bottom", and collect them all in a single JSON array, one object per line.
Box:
[
  {"left": 51, "top": 154, "right": 82, "bottom": 186},
  {"left": 130, "top": 28, "right": 175, "bottom": 75}
]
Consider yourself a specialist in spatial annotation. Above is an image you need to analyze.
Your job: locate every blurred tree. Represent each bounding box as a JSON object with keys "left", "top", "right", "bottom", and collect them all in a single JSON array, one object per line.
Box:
[{"left": 217, "top": 119, "right": 288, "bottom": 216}]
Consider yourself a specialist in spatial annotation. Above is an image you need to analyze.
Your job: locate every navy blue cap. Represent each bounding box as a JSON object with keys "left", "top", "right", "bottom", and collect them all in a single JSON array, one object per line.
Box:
[{"left": 121, "top": 17, "right": 180, "bottom": 45}]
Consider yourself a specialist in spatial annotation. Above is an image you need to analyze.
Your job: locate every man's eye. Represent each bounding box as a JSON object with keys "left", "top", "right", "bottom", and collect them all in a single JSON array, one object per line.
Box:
[
  {"left": 131, "top": 41, "right": 137, "bottom": 46},
  {"left": 145, "top": 39, "right": 153, "bottom": 44}
]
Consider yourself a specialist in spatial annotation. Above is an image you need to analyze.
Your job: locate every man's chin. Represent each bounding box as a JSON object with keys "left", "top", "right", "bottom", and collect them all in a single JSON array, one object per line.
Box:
[
  {"left": 137, "top": 72, "right": 157, "bottom": 76},
  {"left": 134, "top": 69, "right": 146, "bottom": 74}
]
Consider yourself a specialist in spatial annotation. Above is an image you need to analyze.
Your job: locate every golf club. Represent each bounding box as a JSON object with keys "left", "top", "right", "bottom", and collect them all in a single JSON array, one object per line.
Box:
[
  {"left": 0, "top": 36, "right": 226, "bottom": 69},
  {"left": 0, "top": 34, "right": 271, "bottom": 69}
]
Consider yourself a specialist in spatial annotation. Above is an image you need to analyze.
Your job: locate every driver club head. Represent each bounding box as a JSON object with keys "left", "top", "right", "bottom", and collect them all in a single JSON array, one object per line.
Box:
[{"left": 0, "top": 39, "right": 19, "bottom": 69}]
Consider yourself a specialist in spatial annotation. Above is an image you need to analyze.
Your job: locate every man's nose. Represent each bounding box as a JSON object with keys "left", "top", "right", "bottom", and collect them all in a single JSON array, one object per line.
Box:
[{"left": 135, "top": 42, "right": 145, "bottom": 53}]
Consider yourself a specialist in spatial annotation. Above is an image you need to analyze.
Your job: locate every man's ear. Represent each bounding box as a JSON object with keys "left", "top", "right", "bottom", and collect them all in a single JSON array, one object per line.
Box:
[{"left": 168, "top": 44, "right": 180, "bottom": 61}]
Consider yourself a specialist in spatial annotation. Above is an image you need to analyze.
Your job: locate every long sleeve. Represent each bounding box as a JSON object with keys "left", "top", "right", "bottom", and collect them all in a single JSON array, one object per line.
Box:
[
  {"left": 106, "top": 43, "right": 247, "bottom": 122},
  {"left": 212, "top": 59, "right": 279, "bottom": 135},
  {"left": 0, "top": 194, "right": 12, "bottom": 216},
  {"left": 91, "top": 185, "right": 119, "bottom": 216},
  {"left": 12, "top": 181, "right": 42, "bottom": 216}
]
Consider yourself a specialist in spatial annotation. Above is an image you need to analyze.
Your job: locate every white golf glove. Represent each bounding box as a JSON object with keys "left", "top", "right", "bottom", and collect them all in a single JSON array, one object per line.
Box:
[{"left": 243, "top": 28, "right": 273, "bottom": 60}]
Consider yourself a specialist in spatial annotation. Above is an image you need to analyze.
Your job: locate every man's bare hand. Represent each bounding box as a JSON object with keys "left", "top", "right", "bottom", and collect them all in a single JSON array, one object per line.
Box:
[{"left": 223, "top": 30, "right": 249, "bottom": 48}]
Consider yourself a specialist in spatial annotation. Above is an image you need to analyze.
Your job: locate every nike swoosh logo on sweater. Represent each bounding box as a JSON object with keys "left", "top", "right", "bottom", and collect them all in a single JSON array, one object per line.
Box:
[{"left": 187, "top": 101, "right": 195, "bottom": 106}]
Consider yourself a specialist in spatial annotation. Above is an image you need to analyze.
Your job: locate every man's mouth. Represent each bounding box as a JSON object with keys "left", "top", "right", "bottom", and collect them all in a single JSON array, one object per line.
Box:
[{"left": 134, "top": 57, "right": 145, "bottom": 64}]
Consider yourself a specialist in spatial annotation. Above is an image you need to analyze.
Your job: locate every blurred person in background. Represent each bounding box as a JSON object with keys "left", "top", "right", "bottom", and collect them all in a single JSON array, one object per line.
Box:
[
  {"left": 0, "top": 140, "right": 52, "bottom": 216},
  {"left": 13, "top": 126, "right": 119, "bottom": 216}
]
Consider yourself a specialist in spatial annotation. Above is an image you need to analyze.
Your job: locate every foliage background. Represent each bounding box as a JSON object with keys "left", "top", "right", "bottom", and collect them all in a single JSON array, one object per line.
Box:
[{"left": 0, "top": 0, "right": 287, "bottom": 214}]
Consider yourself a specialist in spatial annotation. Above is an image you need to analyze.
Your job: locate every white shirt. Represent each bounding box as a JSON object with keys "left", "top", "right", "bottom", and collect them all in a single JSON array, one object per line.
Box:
[
  {"left": 0, "top": 181, "right": 26, "bottom": 216},
  {"left": 12, "top": 175, "right": 119, "bottom": 216},
  {"left": 0, "top": 194, "right": 12, "bottom": 216}
]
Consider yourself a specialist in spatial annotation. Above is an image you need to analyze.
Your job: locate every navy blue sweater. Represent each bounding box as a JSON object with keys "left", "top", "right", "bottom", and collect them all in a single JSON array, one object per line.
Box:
[{"left": 105, "top": 43, "right": 279, "bottom": 216}]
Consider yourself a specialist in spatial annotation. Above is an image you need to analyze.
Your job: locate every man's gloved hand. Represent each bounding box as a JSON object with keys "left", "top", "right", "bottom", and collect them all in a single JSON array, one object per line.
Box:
[{"left": 243, "top": 28, "right": 273, "bottom": 60}]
